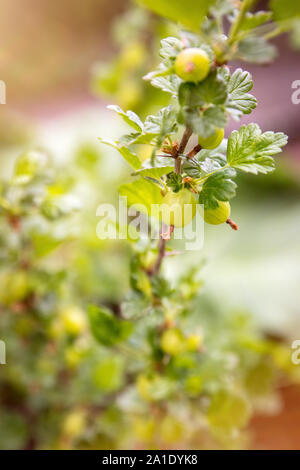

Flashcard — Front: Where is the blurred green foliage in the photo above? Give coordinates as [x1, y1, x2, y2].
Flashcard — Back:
[1, 133, 298, 450]
[91, 7, 175, 117]
[1, 0, 300, 451]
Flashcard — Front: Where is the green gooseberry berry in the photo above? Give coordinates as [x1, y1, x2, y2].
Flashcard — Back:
[204, 201, 230, 225]
[175, 48, 210, 82]
[198, 127, 224, 149]
[161, 188, 197, 228]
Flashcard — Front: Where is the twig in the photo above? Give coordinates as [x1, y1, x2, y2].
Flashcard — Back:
[187, 144, 202, 159]
[178, 126, 193, 155]
[228, 0, 254, 46]
[151, 127, 193, 276]
[175, 126, 193, 174]
[151, 237, 167, 276]
[175, 156, 182, 174]
[263, 26, 284, 41]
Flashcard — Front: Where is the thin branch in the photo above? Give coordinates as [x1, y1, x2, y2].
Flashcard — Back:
[178, 126, 193, 155]
[151, 237, 167, 276]
[263, 26, 284, 41]
[187, 144, 202, 159]
[175, 126, 193, 174]
[175, 157, 182, 174]
[150, 127, 193, 277]
[228, 0, 254, 46]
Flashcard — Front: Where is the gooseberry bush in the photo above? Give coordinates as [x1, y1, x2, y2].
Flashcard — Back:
[96, 0, 300, 449]
[1, 0, 300, 451]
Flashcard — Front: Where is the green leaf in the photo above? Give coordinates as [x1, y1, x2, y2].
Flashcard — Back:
[144, 106, 178, 156]
[240, 11, 273, 32]
[183, 152, 223, 178]
[98, 138, 141, 170]
[198, 168, 237, 209]
[179, 32, 214, 57]
[179, 71, 228, 108]
[118, 132, 156, 146]
[130, 255, 152, 297]
[144, 105, 178, 136]
[209, 0, 235, 17]
[181, 106, 227, 138]
[270, 0, 300, 22]
[227, 123, 288, 174]
[236, 37, 277, 64]
[151, 75, 181, 96]
[220, 67, 257, 119]
[133, 166, 174, 179]
[88, 304, 133, 346]
[119, 178, 163, 217]
[166, 172, 183, 192]
[41, 194, 81, 220]
[159, 37, 183, 59]
[143, 64, 173, 81]
[121, 291, 151, 320]
[107, 105, 144, 131]
[137, 0, 215, 32]
[14, 150, 47, 184]
[144, 37, 182, 91]
[150, 275, 173, 298]
[117, 107, 178, 149]
[178, 72, 227, 137]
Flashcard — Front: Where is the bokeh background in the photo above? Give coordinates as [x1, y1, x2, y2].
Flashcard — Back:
[0, 0, 300, 450]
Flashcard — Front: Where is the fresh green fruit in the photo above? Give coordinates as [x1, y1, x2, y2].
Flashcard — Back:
[92, 356, 124, 392]
[48, 318, 64, 339]
[61, 306, 87, 336]
[161, 188, 197, 228]
[175, 48, 210, 82]
[204, 201, 230, 225]
[161, 328, 186, 356]
[141, 250, 157, 271]
[65, 344, 86, 368]
[198, 127, 224, 149]
[62, 410, 86, 438]
[137, 375, 153, 401]
[0, 271, 29, 306]
[185, 375, 203, 396]
[186, 333, 202, 351]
